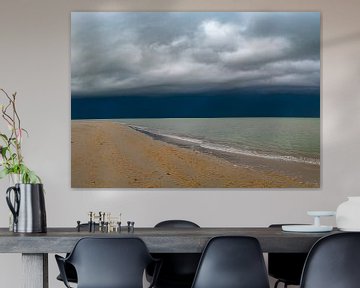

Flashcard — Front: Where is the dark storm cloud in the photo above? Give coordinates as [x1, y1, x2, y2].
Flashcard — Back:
[244, 12, 320, 61]
[71, 12, 320, 96]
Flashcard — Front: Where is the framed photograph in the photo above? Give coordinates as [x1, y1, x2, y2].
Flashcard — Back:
[71, 12, 320, 188]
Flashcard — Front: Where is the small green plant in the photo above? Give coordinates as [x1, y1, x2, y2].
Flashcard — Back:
[0, 88, 41, 184]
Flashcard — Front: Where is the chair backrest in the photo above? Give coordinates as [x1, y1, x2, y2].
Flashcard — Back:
[300, 232, 360, 288]
[155, 220, 200, 228]
[191, 236, 270, 288]
[67, 237, 154, 288]
[151, 220, 201, 286]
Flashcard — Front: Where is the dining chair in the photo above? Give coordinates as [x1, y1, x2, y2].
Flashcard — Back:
[300, 232, 360, 288]
[191, 236, 270, 288]
[56, 223, 99, 284]
[146, 220, 201, 288]
[55, 237, 161, 288]
[268, 224, 308, 288]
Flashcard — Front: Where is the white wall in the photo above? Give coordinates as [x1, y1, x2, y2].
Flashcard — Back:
[0, 0, 360, 287]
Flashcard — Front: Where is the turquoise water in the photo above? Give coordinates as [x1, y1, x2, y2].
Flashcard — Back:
[117, 118, 320, 165]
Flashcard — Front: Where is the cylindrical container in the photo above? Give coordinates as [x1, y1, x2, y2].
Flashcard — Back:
[336, 197, 360, 231]
[6, 183, 47, 233]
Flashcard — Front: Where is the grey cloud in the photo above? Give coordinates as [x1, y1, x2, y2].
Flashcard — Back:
[71, 12, 320, 96]
[245, 12, 320, 60]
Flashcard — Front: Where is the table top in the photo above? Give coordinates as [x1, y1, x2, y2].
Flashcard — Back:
[0, 227, 339, 254]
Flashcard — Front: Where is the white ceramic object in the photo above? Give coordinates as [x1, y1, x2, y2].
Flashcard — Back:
[282, 210, 335, 233]
[282, 225, 333, 232]
[307, 211, 336, 227]
[307, 211, 336, 217]
[336, 197, 360, 231]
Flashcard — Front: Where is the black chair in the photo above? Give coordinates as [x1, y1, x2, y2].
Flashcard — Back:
[147, 220, 201, 288]
[191, 236, 270, 288]
[56, 223, 99, 284]
[268, 224, 308, 288]
[154, 220, 200, 229]
[56, 262, 77, 284]
[55, 237, 160, 288]
[300, 232, 360, 288]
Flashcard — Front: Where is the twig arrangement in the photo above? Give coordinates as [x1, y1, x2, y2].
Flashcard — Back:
[0, 88, 41, 183]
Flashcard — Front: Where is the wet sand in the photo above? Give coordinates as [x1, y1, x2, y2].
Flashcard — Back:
[71, 121, 319, 188]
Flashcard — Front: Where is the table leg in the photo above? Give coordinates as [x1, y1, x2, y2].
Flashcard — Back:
[22, 253, 48, 288]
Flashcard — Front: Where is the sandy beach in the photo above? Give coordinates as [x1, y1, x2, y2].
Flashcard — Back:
[71, 121, 318, 188]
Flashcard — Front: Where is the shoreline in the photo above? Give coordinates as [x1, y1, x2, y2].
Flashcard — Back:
[129, 124, 319, 166]
[129, 125, 320, 186]
[71, 120, 319, 188]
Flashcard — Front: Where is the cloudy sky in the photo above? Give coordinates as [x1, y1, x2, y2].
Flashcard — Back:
[71, 12, 320, 97]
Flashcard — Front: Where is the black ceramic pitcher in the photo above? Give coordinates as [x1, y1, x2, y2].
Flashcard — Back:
[6, 183, 47, 233]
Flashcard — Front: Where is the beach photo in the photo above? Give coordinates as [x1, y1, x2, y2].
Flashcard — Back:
[71, 12, 320, 188]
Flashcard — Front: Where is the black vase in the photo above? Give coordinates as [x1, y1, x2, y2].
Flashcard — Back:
[6, 183, 47, 233]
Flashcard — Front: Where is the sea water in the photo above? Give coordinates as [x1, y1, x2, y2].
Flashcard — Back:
[117, 118, 320, 165]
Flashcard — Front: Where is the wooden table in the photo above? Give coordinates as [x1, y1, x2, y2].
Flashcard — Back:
[0, 227, 338, 288]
